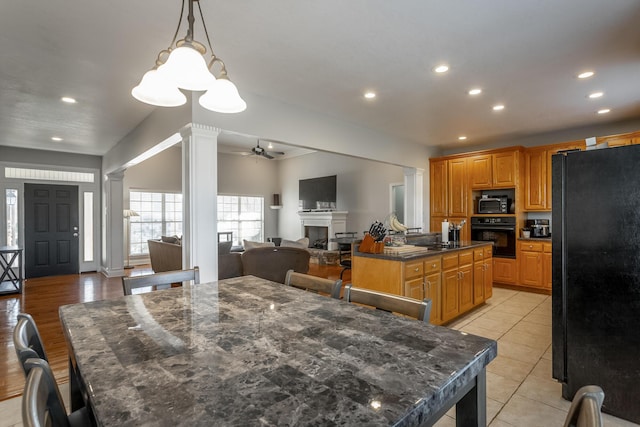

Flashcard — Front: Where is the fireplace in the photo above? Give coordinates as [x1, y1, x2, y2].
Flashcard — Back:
[305, 226, 329, 249]
[298, 211, 348, 251]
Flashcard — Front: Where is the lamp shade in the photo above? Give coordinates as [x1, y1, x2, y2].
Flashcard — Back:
[131, 69, 187, 107]
[198, 78, 247, 113]
[158, 46, 216, 91]
[123, 209, 140, 218]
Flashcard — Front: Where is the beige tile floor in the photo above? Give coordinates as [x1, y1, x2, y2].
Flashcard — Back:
[2, 288, 638, 427]
[436, 287, 639, 427]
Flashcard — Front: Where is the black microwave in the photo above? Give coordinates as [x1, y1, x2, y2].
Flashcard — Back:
[478, 196, 509, 214]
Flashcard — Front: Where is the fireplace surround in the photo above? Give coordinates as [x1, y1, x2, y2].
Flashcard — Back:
[298, 211, 348, 250]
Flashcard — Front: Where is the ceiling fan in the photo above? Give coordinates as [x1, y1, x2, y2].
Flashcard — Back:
[237, 140, 284, 159]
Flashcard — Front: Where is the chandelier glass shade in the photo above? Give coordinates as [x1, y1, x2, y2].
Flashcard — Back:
[131, 0, 246, 113]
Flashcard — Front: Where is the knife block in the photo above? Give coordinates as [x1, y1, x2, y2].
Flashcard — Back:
[359, 234, 385, 253]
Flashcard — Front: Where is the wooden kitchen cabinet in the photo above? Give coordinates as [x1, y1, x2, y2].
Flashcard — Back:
[493, 150, 518, 187]
[430, 159, 448, 217]
[525, 140, 586, 211]
[459, 254, 474, 313]
[483, 247, 493, 299]
[524, 148, 547, 210]
[469, 150, 518, 189]
[441, 250, 474, 322]
[401, 258, 441, 324]
[493, 257, 517, 284]
[448, 158, 468, 217]
[596, 131, 640, 148]
[518, 241, 545, 288]
[543, 243, 552, 289]
[473, 247, 492, 304]
[469, 155, 492, 188]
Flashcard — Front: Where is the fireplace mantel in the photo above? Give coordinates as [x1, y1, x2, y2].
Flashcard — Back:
[298, 211, 348, 250]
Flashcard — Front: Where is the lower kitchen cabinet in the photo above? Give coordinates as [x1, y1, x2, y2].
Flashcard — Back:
[473, 247, 493, 303]
[542, 243, 552, 289]
[493, 257, 517, 284]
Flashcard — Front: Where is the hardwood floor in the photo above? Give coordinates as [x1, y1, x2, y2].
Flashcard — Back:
[0, 263, 348, 402]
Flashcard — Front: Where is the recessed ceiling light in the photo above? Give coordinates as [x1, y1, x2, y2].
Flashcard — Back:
[468, 88, 482, 96]
[267, 143, 273, 149]
[458, 136, 467, 141]
[492, 104, 505, 111]
[434, 64, 449, 73]
[597, 109, 611, 114]
[51, 136, 63, 141]
[364, 91, 376, 99]
[61, 97, 77, 104]
[578, 71, 595, 79]
[588, 92, 604, 99]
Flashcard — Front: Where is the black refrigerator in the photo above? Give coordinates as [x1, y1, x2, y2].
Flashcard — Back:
[552, 144, 640, 424]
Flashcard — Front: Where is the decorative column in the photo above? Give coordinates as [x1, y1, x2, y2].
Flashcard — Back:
[102, 171, 125, 277]
[181, 124, 219, 283]
[404, 167, 425, 231]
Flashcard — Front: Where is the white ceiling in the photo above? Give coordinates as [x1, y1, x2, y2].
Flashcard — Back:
[1, 1, 639, 157]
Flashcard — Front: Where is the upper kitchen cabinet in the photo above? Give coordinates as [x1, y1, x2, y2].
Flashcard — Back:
[524, 140, 585, 211]
[429, 157, 468, 217]
[430, 158, 448, 216]
[469, 150, 519, 189]
[596, 131, 640, 148]
[448, 158, 468, 217]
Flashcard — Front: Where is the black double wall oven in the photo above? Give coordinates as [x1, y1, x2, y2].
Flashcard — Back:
[470, 216, 516, 258]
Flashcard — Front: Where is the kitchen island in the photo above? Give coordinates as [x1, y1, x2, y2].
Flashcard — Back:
[352, 241, 493, 324]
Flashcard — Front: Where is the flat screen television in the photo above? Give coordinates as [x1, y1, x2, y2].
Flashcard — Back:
[298, 175, 337, 211]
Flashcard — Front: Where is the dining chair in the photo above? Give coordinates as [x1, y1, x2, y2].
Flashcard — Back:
[22, 358, 92, 427]
[335, 232, 357, 280]
[13, 313, 47, 376]
[563, 385, 604, 427]
[344, 284, 432, 323]
[122, 267, 200, 296]
[284, 269, 342, 299]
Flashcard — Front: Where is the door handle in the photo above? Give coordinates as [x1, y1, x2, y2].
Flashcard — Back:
[73, 233, 79, 237]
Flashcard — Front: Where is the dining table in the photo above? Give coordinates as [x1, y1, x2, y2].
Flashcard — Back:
[59, 275, 497, 426]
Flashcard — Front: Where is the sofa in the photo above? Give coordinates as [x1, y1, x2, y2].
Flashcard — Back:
[147, 239, 309, 282]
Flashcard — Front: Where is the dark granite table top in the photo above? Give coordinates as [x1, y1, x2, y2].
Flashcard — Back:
[354, 241, 493, 261]
[59, 276, 497, 426]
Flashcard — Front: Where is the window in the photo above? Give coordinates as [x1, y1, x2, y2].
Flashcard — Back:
[217, 195, 264, 245]
[129, 191, 183, 256]
[6, 189, 18, 246]
[83, 192, 94, 262]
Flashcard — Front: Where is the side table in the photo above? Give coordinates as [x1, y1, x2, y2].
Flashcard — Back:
[0, 246, 23, 294]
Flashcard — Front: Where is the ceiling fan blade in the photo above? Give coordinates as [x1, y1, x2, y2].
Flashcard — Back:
[262, 152, 274, 159]
[266, 151, 285, 156]
[232, 150, 254, 156]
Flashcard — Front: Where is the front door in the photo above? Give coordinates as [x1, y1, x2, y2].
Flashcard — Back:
[24, 184, 79, 278]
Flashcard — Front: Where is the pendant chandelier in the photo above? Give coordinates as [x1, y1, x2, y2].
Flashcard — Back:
[131, 0, 246, 113]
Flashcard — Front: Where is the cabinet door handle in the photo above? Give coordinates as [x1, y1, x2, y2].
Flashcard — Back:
[529, 245, 533, 249]
[422, 281, 426, 297]
[415, 267, 420, 272]
[432, 263, 437, 269]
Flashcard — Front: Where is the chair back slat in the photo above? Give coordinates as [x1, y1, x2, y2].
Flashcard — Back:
[122, 267, 200, 296]
[13, 313, 47, 376]
[285, 270, 342, 299]
[344, 284, 432, 323]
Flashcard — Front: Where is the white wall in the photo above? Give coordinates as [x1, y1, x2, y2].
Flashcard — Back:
[217, 152, 280, 240]
[123, 146, 183, 209]
[277, 151, 408, 240]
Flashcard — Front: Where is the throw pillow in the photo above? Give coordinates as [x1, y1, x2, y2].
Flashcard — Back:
[218, 241, 233, 255]
[280, 237, 310, 249]
[243, 239, 276, 250]
[161, 235, 179, 244]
